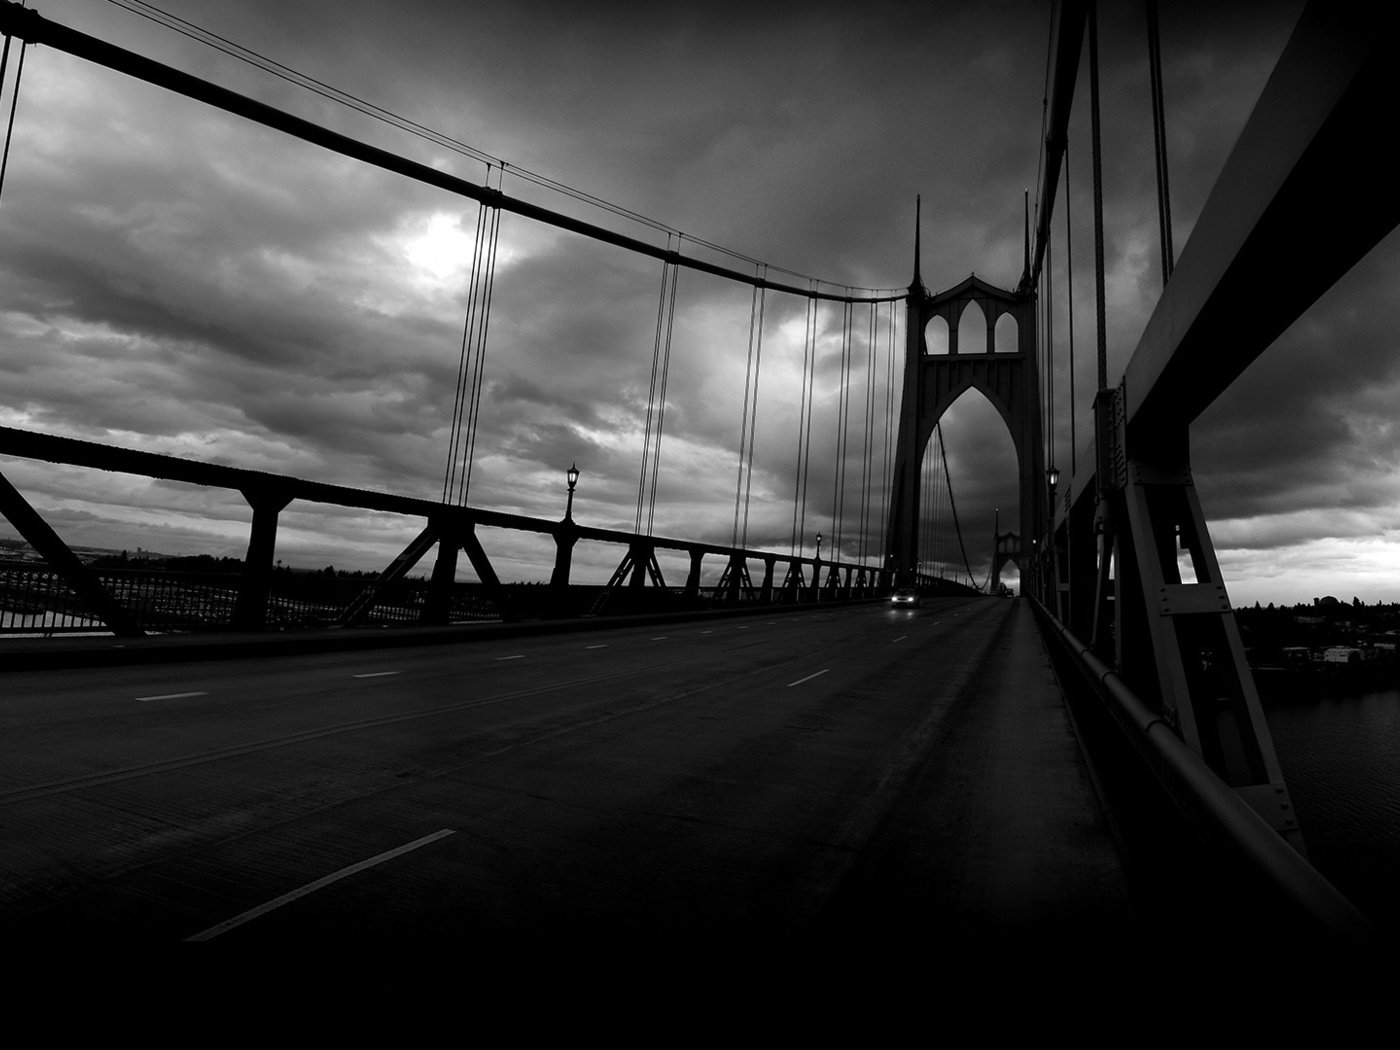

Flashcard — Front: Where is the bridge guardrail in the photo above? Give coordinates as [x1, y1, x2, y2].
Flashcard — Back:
[1031, 597, 1376, 945]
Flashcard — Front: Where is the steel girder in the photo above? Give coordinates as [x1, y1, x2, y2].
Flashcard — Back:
[1047, 2, 1400, 853]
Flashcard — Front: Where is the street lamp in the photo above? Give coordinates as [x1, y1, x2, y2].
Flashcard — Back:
[815, 531, 823, 563]
[565, 462, 580, 521]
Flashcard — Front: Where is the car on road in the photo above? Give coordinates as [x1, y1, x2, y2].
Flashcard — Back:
[890, 588, 920, 608]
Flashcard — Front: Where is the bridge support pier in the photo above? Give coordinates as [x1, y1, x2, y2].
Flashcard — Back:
[683, 549, 703, 601]
[234, 485, 293, 631]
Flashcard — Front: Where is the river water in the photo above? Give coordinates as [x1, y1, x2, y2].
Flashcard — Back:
[1262, 681, 1400, 932]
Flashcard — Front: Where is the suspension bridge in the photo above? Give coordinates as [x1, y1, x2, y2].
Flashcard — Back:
[0, 0, 1392, 948]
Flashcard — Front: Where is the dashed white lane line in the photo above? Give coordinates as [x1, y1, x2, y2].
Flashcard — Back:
[892, 635, 907, 643]
[185, 829, 456, 942]
[494, 655, 525, 661]
[352, 671, 401, 678]
[700, 631, 713, 635]
[651, 636, 668, 641]
[585, 644, 608, 650]
[786, 669, 830, 688]
[135, 691, 207, 703]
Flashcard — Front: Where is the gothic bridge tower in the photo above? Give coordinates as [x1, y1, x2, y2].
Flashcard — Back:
[885, 239, 1043, 591]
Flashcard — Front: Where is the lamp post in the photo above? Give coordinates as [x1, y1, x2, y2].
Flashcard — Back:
[551, 463, 582, 606]
[814, 531, 823, 601]
[565, 462, 580, 521]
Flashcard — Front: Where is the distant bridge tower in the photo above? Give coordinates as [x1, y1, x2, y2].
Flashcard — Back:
[990, 509, 1021, 594]
[886, 218, 1043, 593]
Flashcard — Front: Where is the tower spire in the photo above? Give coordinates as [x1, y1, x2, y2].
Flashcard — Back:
[1023, 189, 1031, 286]
[910, 195, 924, 295]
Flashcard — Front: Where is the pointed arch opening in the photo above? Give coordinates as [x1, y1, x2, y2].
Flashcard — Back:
[924, 314, 950, 355]
[922, 386, 1020, 591]
[956, 300, 988, 356]
[994, 312, 1018, 354]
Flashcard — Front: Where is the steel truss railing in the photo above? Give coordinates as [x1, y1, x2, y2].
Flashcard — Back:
[1032, 598, 1375, 943]
[0, 425, 893, 637]
[1021, 0, 1400, 932]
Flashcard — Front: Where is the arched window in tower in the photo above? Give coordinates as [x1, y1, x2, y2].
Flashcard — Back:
[925, 314, 949, 355]
[995, 312, 1018, 354]
[957, 300, 988, 355]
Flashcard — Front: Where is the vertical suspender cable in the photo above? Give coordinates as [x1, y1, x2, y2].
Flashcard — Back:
[790, 292, 819, 557]
[733, 269, 766, 549]
[739, 283, 765, 549]
[940, 422, 981, 590]
[830, 298, 854, 561]
[459, 201, 502, 505]
[0, 30, 25, 203]
[644, 253, 677, 534]
[1146, 0, 1174, 285]
[858, 300, 877, 563]
[880, 301, 897, 568]
[920, 430, 932, 580]
[1046, 222, 1054, 473]
[442, 188, 491, 504]
[1089, 0, 1108, 394]
[1066, 143, 1077, 475]
[636, 241, 677, 534]
[646, 247, 680, 536]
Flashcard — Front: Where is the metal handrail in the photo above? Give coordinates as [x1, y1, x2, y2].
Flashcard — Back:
[1031, 598, 1376, 944]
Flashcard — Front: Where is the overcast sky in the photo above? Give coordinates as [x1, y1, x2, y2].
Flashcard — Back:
[2, 0, 1395, 606]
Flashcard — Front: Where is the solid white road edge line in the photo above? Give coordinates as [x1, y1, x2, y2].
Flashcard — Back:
[185, 829, 456, 942]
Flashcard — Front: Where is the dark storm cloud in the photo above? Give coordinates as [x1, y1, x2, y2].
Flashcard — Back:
[1, 1, 1393, 600]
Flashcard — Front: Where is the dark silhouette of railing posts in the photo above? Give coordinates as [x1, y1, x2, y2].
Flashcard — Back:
[232, 485, 292, 631]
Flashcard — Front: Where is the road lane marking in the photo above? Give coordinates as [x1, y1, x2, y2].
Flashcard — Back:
[135, 691, 207, 703]
[585, 644, 608, 649]
[651, 636, 668, 641]
[786, 669, 829, 688]
[494, 655, 525, 661]
[352, 671, 401, 678]
[185, 829, 456, 942]
[892, 635, 907, 643]
[700, 631, 713, 635]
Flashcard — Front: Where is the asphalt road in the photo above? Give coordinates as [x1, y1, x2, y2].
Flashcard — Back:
[0, 597, 1132, 947]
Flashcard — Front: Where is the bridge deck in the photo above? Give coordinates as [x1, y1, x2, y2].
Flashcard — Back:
[0, 598, 1134, 950]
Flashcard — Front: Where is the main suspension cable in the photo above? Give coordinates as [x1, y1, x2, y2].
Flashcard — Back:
[939, 422, 984, 591]
[102, 0, 905, 301]
[1089, 1, 1108, 393]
